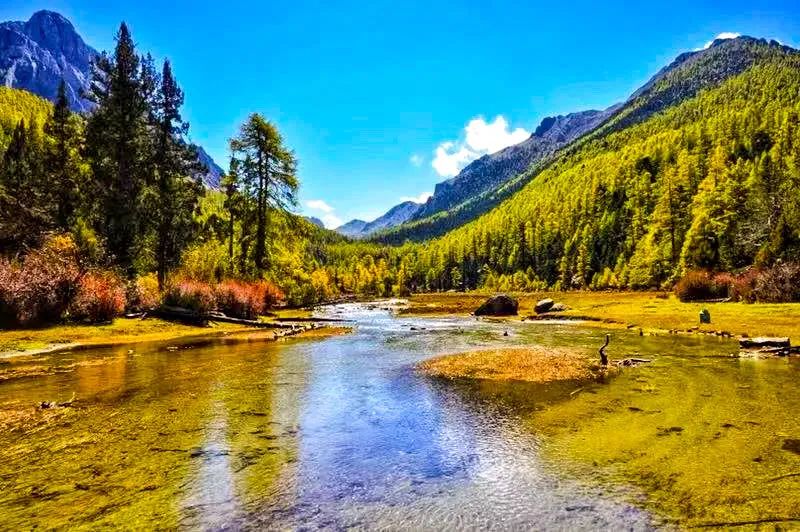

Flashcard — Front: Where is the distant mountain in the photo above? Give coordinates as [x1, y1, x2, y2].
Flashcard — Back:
[194, 145, 224, 189]
[336, 219, 368, 238]
[0, 10, 97, 112]
[362, 201, 421, 235]
[595, 36, 795, 136]
[305, 216, 325, 228]
[413, 107, 618, 220]
[378, 35, 795, 245]
[0, 10, 225, 189]
[336, 201, 421, 239]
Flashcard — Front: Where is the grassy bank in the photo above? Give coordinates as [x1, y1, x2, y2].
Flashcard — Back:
[419, 346, 604, 384]
[0, 309, 315, 357]
[405, 291, 800, 340]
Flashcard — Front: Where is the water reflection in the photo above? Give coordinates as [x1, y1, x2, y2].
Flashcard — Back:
[3, 302, 775, 529]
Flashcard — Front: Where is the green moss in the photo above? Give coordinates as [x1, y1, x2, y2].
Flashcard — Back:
[0, 342, 301, 528]
[532, 355, 800, 526]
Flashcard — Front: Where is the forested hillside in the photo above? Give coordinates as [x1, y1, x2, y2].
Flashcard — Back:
[0, 87, 52, 145]
[377, 37, 797, 245]
[322, 52, 800, 296]
[4, 25, 800, 317]
[0, 22, 347, 328]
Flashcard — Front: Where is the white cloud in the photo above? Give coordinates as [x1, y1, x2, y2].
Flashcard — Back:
[432, 142, 475, 177]
[464, 116, 530, 154]
[320, 213, 343, 229]
[400, 191, 432, 204]
[431, 116, 530, 177]
[305, 199, 342, 228]
[305, 199, 334, 213]
[702, 32, 740, 50]
[409, 154, 423, 167]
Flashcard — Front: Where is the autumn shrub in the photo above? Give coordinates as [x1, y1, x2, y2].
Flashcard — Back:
[68, 271, 126, 323]
[0, 235, 81, 327]
[751, 262, 800, 303]
[215, 281, 265, 319]
[128, 273, 161, 310]
[257, 280, 285, 309]
[163, 280, 217, 314]
[674, 270, 730, 302]
[728, 268, 760, 302]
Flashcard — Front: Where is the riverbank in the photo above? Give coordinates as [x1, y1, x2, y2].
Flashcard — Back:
[0, 308, 337, 358]
[404, 291, 800, 340]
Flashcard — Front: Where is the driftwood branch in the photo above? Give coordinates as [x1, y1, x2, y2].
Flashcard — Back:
[151, 306, 295, 329]
[599, 334, 610, 366]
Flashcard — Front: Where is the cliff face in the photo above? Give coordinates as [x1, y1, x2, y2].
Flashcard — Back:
[413, 108, 616, 220]
[0, 10, 97, 112]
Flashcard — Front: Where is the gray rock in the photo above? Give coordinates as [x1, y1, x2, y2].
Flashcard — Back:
[549, 303, 568, 312]
[474, 294, 518, 316]
[0, 10, 97, 112]
[534, 298, 555, 314]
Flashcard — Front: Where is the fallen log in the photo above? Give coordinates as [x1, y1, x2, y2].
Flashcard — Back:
[739, 337, 791, 349]
[205, 312, 294, 329]
[273, 317, 351, 323]
[152, 306, 295, 329]
[150, 306, 208, 326]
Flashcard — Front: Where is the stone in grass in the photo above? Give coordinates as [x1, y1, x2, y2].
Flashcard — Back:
[474, 294, 519, 317]
[534, 298, 555, 314]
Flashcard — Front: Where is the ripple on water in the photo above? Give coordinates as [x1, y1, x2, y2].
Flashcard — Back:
[0, 302, 668, 529]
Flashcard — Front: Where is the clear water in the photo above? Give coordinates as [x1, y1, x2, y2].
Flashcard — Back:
[1, 302, 796, 529]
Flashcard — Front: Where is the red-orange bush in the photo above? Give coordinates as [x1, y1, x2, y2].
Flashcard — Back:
[68, 271, 126, 323]
[258, 280, 285, 309]
[0, 236, 81, 327]
[728, 268, 760, 302]
[674, 270, 730, 302]
[163, 280, 216, 314]
[215, 281, 265, 319]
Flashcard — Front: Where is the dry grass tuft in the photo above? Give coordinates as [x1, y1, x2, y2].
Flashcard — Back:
[419, 346, 600, 383]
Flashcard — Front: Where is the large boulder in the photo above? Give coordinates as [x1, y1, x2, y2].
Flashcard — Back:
[534, 298, 555, 314]
[474, 294, 519, 316]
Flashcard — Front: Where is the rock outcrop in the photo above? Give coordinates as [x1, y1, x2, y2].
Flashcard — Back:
[474, 294, 518, 316]
[0, 10, 97, 112]
[534, 298, 554, 314]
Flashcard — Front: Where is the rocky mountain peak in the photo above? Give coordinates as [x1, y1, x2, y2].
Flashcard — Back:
[23, 10, 93, 71]
[0, 10, 226, 189]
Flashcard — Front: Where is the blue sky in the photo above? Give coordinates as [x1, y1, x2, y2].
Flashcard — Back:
[3, 1, 800, 226]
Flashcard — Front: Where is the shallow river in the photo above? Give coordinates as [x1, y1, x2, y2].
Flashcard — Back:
[1, 302, 799, 529]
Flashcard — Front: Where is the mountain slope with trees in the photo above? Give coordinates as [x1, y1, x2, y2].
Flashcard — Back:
[0, 20, 346, 328]
[378, 36, 796, 245]
[320, 40, 800, 298]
